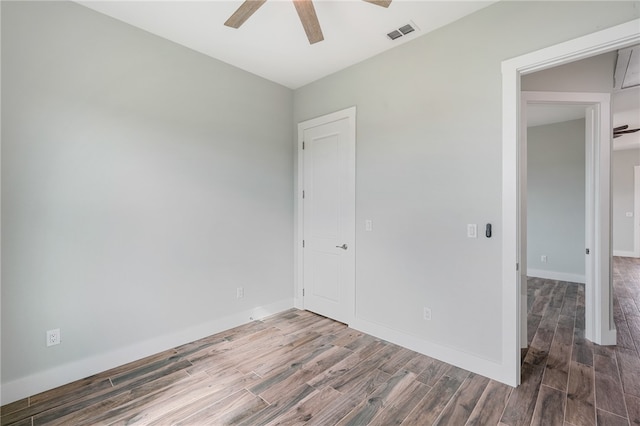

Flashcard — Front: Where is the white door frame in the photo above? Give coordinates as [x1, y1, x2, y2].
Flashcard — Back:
[502, 19, 639, 386]
[613, 164, 640, 258]
[634, 166, 640, 258]
[521, 91, 611, 350]
[294, 106, 356, 324]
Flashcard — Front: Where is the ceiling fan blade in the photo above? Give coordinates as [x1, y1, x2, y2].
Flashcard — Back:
[362, 0, 392, 8]
[224, 0, 267, 29]
[613, 124, 629, 132]
[293, 0, 324, 44]
[614, 128, 640, 135]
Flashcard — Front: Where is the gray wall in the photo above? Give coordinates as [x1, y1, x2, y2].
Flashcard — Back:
[613, 148, 640, 253]
[521, 51, 617, 92]
[520, 48, 618, 280]
[2, 0, 639, 402]
[1, 1, 293, 387]
[293, 2, 638, 363]
[527, 120, 586, 278]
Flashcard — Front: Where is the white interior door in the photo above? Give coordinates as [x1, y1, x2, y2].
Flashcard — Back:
[300, 108, 355, 325]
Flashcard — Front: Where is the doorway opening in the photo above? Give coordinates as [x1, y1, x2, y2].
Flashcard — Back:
[520, 92, 611, 352]
[501, 19, 640, 386]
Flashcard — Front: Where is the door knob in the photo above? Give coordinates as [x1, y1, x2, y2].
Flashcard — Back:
[336, 243, 348, 250]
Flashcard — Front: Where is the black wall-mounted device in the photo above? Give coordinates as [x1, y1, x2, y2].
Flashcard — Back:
[485, 223, 492, 238]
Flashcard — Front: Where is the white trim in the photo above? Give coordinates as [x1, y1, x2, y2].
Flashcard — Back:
[0, 298, 293, 405]
[294, 124, 304, 309]
[527, 269, 586, 284]
[502, 18, 639, 386]
[502, 55, 521, 387]
[585, 104, 596, 338]
[613, 250, 639, 258]
[519, 94, 528, 350]
[351, 318, 512, 385]
[634, 166, 640, 257]
[295, 107, 357, 325]
[0, 2, 3, 409]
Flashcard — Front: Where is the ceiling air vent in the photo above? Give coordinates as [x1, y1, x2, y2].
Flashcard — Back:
[399, 24, 414, 35]
[387, 22, 419, 41]
[387, 30, 402, 40]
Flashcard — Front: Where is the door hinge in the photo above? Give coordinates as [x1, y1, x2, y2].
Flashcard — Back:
[516, 263, 519, 271]
[302, 288, 305, 296]
[302, 240, 305, 248]
[302, 141, 305, 150]
[302, 190, 305, 199]
[586, 248, 590, 255]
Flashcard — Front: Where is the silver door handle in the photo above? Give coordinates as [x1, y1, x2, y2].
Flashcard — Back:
[336, 244, 348, 250]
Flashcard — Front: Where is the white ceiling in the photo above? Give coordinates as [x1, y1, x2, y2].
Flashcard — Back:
[77, 0, 496, 89]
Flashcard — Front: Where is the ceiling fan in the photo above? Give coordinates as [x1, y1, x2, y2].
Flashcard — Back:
[614, 125, 640, 138]
[224, 0, 392, 45]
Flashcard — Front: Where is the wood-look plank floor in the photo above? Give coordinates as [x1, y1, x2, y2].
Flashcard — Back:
[2, 257, 640, 425]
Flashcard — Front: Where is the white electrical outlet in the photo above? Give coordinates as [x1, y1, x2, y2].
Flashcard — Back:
[236, 287, 244, 299]
[626, 212, 633, 217]
[467, 224, 477, 238]
[46, 329, 61, 347]
[423, 307, 432, 321]
[541, 255, 547, 263]
[365, 220, 373, 231]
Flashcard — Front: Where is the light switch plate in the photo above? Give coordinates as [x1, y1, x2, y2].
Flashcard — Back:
[467, 224, 477, 238]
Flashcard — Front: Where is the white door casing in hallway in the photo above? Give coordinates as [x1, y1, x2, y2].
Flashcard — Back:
[297, 107, 356, 325]
[520, 91, 613, 348]
[520, 93, 609, 351]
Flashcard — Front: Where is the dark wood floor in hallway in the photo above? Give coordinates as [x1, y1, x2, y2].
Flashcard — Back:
[2, 257, 640, 425]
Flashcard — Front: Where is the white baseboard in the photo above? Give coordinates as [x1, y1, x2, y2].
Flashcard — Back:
[613, 250, 639, 258]
[350, 317, 513, 387]
[1, 298, 294, 405]
[527, 269, 585, 284]
[599, 326, 617, 346]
